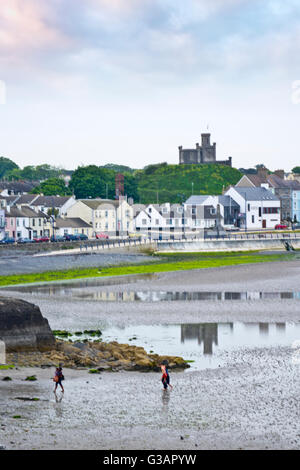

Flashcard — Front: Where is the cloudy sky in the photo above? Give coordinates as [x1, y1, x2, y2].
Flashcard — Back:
[0, 0, 300, 171]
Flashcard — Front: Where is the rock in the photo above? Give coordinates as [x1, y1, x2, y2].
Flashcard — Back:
[134, 357, 154, 369]
[0, 296, 55, 352]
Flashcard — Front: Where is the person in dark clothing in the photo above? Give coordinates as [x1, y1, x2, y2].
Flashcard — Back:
[53, 366, 64, 393]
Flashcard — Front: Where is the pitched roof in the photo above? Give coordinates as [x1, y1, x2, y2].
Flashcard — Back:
[15, 194, 39, 204]
[267, 174, 300, 189]
[185, 195, 209, 205]
[31, 196, 72, 207]
[216, 195, 239, 207]
[243, 174, 266, 186]
[239, 173, 300, 190]
[0, 195, 19, 204]
[0, 181, 39, 193]
[81, 199, 119, 209]
[55, 217, 92, 228]
[233, 187, 279, 201]
[5, 206, 49, 218]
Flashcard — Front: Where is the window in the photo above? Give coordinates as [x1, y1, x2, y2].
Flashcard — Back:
[155, 219, 159, 225]
[167, 219, 173, 225]
[148, 208, 152, 213]
[142, 219, 147, 225]
[105, 211, 108, 217]
[252, 215, 254, 223]
[39, 219, 41, 226]
[32, 219, 35, 226]
[247, 204, 250, 212]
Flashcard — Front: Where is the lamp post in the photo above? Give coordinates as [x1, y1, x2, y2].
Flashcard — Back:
[244, 192, 247, 232]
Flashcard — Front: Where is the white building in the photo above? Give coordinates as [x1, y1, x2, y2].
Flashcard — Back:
[225, 187, 280, 229]
[133, 202, 217, 239]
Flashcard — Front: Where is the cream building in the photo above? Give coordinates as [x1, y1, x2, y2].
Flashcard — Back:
[66, 197, 134, 237]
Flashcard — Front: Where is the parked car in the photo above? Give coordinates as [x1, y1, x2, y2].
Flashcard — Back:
[64, 234, 80, 241]
[0, 237, 15, 244]
[77, 233, 88, 240]
[33, 236, 50, 243]
[50, 235, 66, 242]
[128, 232, 143, 240]
[275, 224, 288, 230]
[17, 237, 33, 244]
[96, 233, 109, 239]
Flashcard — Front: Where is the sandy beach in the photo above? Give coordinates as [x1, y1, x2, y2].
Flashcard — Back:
[1, 260, 300, 449]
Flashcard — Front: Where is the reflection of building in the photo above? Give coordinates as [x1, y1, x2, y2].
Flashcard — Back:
[181, 323, 218, 355]
[259, 323, 269, 335]
[275, 323, 286, 332]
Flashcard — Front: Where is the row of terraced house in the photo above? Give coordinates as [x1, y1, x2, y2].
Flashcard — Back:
[1, 168, 300, 241]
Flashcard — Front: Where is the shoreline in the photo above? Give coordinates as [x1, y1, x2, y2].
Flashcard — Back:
[0, 251, 295, 288]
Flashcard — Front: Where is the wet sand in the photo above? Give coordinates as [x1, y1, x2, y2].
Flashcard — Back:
[1, 345, 299, 450]
[1, 260, 300, 449]
[3, 260, 300, 328]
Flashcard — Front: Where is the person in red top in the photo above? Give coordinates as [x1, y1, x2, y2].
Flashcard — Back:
[161, 363, 173, 391]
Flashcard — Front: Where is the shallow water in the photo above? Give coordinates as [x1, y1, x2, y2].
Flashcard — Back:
[6, 277, 300, 302]
[100, 321, 300, 370]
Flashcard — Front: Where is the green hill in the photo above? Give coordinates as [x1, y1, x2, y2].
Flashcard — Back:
[134, 163, 242, 204]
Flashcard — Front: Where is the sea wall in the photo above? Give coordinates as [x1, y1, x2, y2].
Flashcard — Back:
[155, 238, 300, 252]
[0, 297, 55, 352]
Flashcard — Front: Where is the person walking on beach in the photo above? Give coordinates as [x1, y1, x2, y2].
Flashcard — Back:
[161, 362, 173, 391]
[53, 366, 64, 393]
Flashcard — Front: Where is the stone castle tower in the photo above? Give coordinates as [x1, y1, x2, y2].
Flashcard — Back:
[179, 133, 232, 167]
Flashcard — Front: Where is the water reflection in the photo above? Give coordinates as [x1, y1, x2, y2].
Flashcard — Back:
[181, 324, 219, 355]
[101, 321, 300, 370]
[8, 282, 300, 303]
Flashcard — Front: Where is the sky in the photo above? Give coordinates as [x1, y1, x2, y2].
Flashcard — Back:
[0, 0, 300, 171]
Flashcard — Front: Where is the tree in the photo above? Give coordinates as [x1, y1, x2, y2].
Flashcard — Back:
[31, 177, 71, 196]
[292, 166, 300, 174]
[69, 166, 116, 199]
[0, 156, 19, 179]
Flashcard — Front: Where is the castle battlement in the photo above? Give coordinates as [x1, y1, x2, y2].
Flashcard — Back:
[179, 133, 232, 167]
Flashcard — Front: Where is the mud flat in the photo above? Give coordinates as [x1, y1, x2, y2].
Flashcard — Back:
[3, 260, 300, 327]
[1, 345, 300, 450]
[1, 261, 300, 449]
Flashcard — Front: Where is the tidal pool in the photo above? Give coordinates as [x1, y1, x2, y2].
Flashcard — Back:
[6, 278, 300, 302]
[6, 278, 300, 371]
[63, 321, 300, 371]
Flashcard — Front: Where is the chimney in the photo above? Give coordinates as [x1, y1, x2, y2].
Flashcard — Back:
[257, 167, 268, 180]
[274, 169, 285, 180]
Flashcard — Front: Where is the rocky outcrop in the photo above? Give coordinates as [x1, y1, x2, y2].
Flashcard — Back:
[0, 296, 55, 352]
[6, 340, 190, 371]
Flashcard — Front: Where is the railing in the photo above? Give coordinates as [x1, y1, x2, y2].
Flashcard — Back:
[2, 232, 300, 252]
